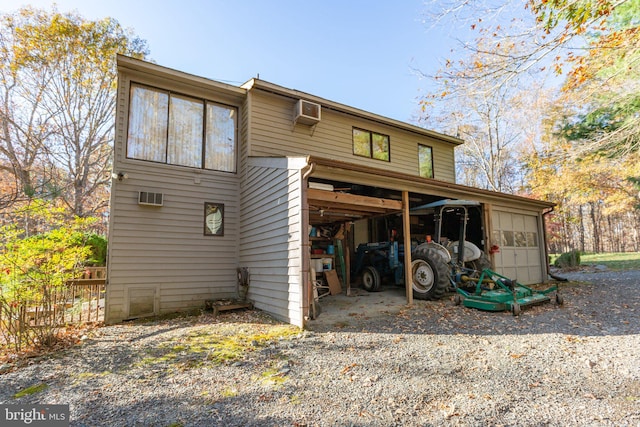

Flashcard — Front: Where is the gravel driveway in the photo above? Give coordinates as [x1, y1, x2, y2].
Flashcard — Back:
[1, 269, 639, 426]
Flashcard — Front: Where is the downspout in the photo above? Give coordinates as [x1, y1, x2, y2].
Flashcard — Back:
[302, 161, 316, 180]
[542, 206, 567, 281]
[301, 160, 316, 324]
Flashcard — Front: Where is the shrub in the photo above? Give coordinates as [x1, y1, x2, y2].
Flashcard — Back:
[554, 250, 581, 268]
[84, 234, 108, 266]
[0, 201, 99, 352]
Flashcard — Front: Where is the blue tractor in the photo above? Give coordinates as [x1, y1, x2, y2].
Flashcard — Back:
[352, 199, 561, 314]
[352, 239, 451, 300]
[352, 200, 489, 300]
[352, 241, 403, 292]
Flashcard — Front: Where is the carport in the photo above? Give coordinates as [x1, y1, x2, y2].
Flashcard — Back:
[300, 156, 554, 322]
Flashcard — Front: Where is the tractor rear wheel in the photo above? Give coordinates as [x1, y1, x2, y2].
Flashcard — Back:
[410, 246, 449, 300]
[467, 252, 491, 273]
[361, 266, 382, 292]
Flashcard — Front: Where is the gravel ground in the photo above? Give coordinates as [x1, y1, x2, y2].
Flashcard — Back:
[1, 268, 639, 426]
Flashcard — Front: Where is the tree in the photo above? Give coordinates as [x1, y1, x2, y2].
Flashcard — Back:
[419, 38, 551, 193]
[525, 126, 640, 252]
[421, 0, 638, 158]
[0, 6, 149, 219]
[420, 0, 640, 253]
[553, 0, 640, 158]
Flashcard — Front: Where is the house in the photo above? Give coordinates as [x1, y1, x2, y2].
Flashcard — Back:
[106, 55, 555, 327]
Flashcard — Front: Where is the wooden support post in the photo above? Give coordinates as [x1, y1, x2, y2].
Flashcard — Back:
[343, 229, 351, 296]
[484, 203, 495, 267]
[402, 191, 413, 305]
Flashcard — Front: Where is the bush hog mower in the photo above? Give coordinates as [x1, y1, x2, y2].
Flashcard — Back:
[453, 268, 563, 316]
[351, 199, 563, 314]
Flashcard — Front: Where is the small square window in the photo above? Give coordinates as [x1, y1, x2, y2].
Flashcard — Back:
[352, 128, 390, 161]
[372, 133, 389, 161]
[204, 202, 224, 236]
[503, 231, 515, 247]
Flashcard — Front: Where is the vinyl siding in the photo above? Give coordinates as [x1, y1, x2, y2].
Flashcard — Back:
[106, 66, 243, 323]
[109, 57, 552, 327]
[106, 163, 241, 322]
[247, 89, 457, 182]
[239, 157, 307, 327]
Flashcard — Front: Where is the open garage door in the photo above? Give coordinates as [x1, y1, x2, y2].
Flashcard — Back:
[491, 209, 545, 284]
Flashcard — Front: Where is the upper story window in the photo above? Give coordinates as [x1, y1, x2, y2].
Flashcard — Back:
[352, 128, 390, 161]
[126, 83, 237, 173]
[418, 144, 434, 178]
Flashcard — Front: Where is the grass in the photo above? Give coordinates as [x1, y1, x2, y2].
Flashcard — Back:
[551, 251, 640, 271]
[137, 323, 301, 369]
[580, 252, 640, 270]
[259, 367, 288, 387]
[14, 382, 48, 398]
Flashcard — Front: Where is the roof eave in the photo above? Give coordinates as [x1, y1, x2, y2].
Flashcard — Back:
[242, 78, 464, 146]
[307, 156, 556, 210]
[117, 54, 247, 102]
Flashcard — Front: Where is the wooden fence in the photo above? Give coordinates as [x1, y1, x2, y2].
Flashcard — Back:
[62, 267, 106, 323]
[1, 267, 106, 328]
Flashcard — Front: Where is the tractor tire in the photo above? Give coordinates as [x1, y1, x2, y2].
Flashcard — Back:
[410, 246, 449, 300]
[467, 252, 491, 273]
[361, 265, 382, 292]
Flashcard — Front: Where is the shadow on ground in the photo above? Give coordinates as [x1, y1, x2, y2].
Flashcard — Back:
[306, 270, 640, 337]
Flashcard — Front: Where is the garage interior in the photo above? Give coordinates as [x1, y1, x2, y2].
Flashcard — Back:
[306, 177, 488, 308]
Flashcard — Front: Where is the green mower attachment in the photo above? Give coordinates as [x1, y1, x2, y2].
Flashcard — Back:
[454, 268, 562, 316]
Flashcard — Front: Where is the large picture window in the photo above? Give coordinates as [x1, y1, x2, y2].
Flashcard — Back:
[352, 128, 390, 161]
[127, 83, 237, 172]
[418, 144, 434, 178]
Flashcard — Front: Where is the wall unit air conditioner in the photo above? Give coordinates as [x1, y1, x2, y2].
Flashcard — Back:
[138, 191, 163, 206]
[293, 99, 321, 125]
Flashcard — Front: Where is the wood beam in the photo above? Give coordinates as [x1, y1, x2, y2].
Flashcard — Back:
[402, 191, 413, 306]
[307, 188, 403, 211]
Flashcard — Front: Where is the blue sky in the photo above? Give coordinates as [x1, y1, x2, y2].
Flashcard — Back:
[0, 1, 463, 123]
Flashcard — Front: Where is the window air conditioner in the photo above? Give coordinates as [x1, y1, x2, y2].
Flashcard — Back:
[293, 99, 321, 125]
[138, 191, 163, 206]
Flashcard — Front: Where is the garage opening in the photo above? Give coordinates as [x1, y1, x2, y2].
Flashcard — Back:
[306, 178, 489, 306]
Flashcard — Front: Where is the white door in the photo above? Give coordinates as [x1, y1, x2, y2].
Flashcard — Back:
[491, 210, 544, 284]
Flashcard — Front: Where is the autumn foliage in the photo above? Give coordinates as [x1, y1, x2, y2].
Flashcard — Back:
[421, 0, 640, 253]
[0, 201, 104, 353]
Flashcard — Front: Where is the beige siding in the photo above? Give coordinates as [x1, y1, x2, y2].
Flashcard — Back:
[239, 94, 251, 174]
[247, 90, 457, 182]
[107, 66, 243, 323]
[109, 57, 552, 327]
[239, 157, 307, 327]
[106, 163, 241, 322]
